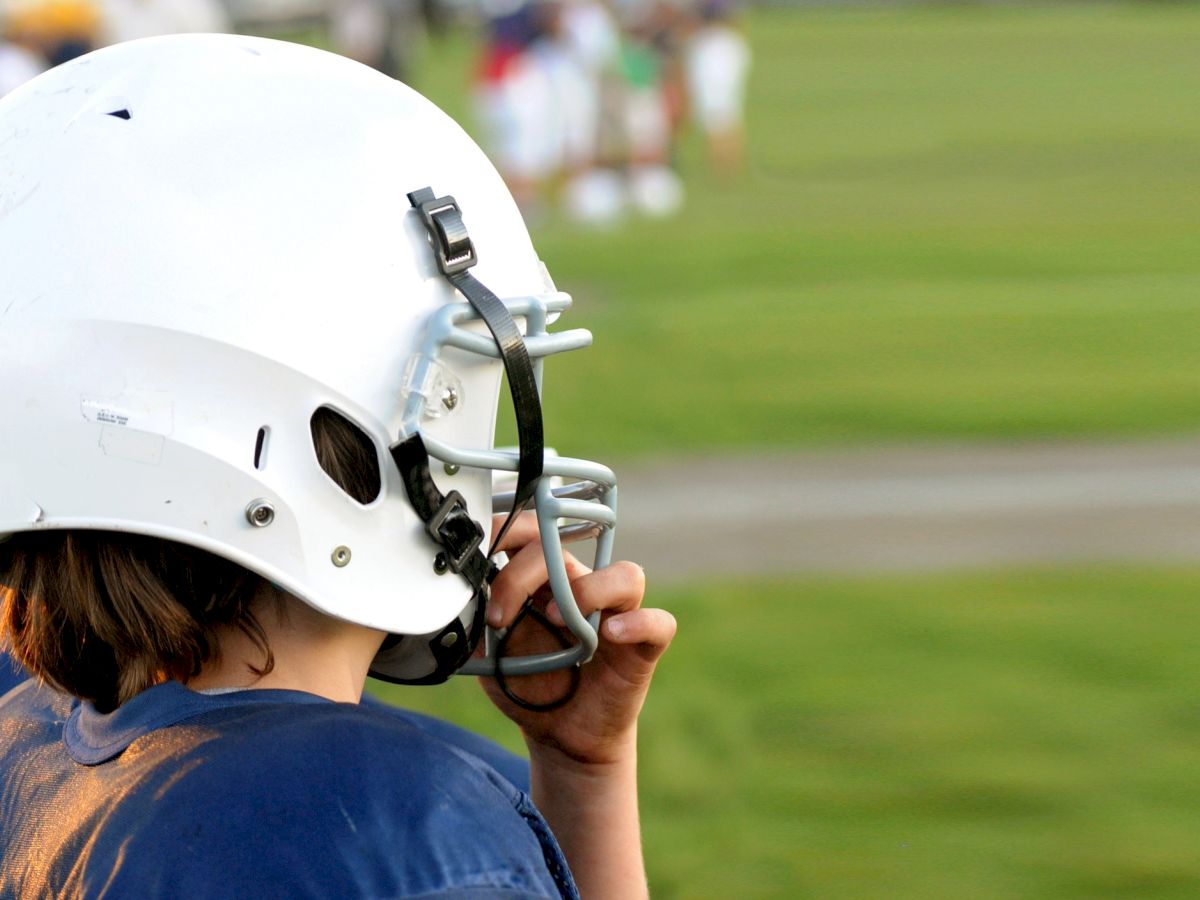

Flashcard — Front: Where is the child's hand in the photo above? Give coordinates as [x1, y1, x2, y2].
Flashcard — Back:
[481, 512, 671, 897]
[480, 513, 676, 768]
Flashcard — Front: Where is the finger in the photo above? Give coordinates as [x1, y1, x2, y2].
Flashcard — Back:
[488, 541, 590, 628]
[545, 561, 645, 625]
[602, 608, 676, 663]
[489, 510, 541, 554]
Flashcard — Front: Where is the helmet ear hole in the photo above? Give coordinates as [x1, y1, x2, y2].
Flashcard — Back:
[253, 427, 270, 470]
[310, 407, 383, 505]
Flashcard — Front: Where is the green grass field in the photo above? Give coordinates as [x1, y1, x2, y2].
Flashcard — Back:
[403, 3, 1200, 458]
[374, 568, 1200, 899]
[349, 7, 1200, 898]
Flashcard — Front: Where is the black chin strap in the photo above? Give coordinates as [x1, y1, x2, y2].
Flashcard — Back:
[408, 187, 545, 552]
[380, 187, 545, 685]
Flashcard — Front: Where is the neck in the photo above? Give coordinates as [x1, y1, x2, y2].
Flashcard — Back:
[186, 586, 385, 704]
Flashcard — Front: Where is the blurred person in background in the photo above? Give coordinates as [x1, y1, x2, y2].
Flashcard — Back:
[0, 30, 44, 97]
[535, 0, 611, 223]
[96, 0, 228, 45]
[683, 0, 749, 178]
[645, 0, 688, 164]
[473, 0, 692, 225]
[473, 0, 557, 214]
[612, 0, 683, 217]
[331, 0, 421, 82]
[551, 0, 627, 225]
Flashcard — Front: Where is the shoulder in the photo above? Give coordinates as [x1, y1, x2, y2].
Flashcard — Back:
[0, 689, 573, 899]
[0, 680, 69, 783]
[106, 700, 569, 898]
[362, 695, 531, 791]
[132, 698, 524, 830]
[180, 698, 523, 799]
[0, 676, 71, 745]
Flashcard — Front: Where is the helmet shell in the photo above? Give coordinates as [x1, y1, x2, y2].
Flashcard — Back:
[0, 35, 544, 635]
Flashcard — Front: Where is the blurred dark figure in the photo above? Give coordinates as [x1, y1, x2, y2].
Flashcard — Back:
[331, 0, 421, 82]
[418, 0, 448, 37]
[1, 0, 97, 69]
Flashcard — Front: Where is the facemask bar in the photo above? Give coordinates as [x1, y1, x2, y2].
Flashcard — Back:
[399, 291, 618, 676]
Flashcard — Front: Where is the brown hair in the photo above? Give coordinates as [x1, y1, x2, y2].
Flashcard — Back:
[0, 406, 382, 711]
[0, 533, 268, 712]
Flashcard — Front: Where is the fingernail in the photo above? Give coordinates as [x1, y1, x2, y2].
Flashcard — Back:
[547, 604, 565, 626]
[605, 617, 625, 639]
[487, 603, 504, 628]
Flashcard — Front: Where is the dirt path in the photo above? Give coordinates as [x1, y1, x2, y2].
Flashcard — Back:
[608, 436, 1200, 581]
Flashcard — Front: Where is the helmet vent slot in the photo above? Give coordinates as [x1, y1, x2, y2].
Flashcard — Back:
[106, 109, 132, 120]
[253, 426, 270, 470]
[310, 407, 382, 505]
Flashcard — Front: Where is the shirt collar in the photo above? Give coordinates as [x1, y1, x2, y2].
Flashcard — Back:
[65, 680, 331, 765]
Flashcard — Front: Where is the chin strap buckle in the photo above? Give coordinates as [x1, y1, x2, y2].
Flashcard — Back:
[426, 489, 484, 574]
[412, 192, 477, 276]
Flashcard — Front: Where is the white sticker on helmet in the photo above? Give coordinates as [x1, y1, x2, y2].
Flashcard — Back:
[80, 394, 174, 435]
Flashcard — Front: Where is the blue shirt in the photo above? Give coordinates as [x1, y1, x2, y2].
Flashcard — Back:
[0, 679, 578, 899]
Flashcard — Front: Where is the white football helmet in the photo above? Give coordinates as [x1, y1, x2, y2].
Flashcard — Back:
[0, 34, 616, 686]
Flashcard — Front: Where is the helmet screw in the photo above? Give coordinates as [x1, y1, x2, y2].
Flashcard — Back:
[439, 631, 459, 648]
[331, 545, 352, 567]
[443, 463, 460, 476]
[245, 500, 275, 528]
[433, 552, 449, 575]
[441, 386, 459, 411]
